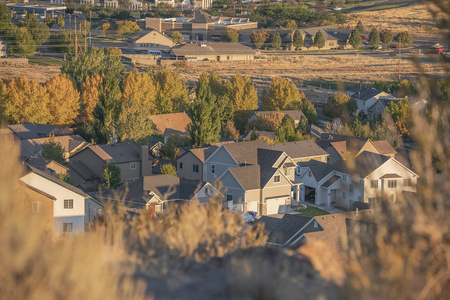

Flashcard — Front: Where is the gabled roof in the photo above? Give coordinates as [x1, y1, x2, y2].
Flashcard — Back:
[259, 214, 317, 246]
[299, 159, 335, 182]
[350, 86, 389, 101]
[127, 28, 176, 44]
[250, 110, 305, 120]
[322, 175, 341, 188]
[65, 160, 98, 180]
[318, 134, 370, 158]
[334, 151, 391, 178]
[24, 183, 57, 201]
[228, 165, 261, 190]
[304, 210, 375, 253]
[148, 112, 191, 137]
[372, 140, 397, 156]
[189, 146, 219, 163]
[19, 135, 88, 157]
[221, 140, 268, 165]
[171, 42, 255, 56]
[266, 140, 328, 160]
[143, 174, 206, 201]
[21, 156, 68, 173]
[24, 165, 90, 198]
[8, 123, 60, 140]
[87, 143, 141, 164]
[190, 9, 215, 23]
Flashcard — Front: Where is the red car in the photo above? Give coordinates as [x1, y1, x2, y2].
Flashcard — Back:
[361, 35, 368, 40]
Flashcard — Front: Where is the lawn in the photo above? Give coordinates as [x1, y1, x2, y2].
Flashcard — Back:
[295, 205, 330, 217]
[27, 56, 64, 67]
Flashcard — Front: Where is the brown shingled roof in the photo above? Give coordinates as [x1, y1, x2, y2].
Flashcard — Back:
[148, 113, 191, 137]
[372, 140, 397, 156]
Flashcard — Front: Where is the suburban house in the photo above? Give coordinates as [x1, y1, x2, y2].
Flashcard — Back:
[170, 42, 255, 62]
[7, 122, 72, 141]
[127, 28, 177, 50]
[97, 174, 223, 215]
[69, 143, 153, 183]
[20, 165, 103, 236]
[24, 183, 56, 234]
[146, 10, 257, 42]
[259, 214, 320, 248]
[366, 98, 403, 120]
[22, 157, 69, 177]
[247, 110, 306, 127]
[346, 85, 395, 114]
[19, 135, 89, 160]
[297, 151, 418, 209]
[64, 160, 101, 192]
[264, 140, 329, 165]
[148, 112, 192, 142]
[176, 145, 219, 181]
[215, 148, 300, 215]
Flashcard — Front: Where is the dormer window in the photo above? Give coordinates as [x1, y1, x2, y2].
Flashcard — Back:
[274, 175, 281, 183]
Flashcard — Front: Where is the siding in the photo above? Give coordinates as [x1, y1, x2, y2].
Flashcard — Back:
[177, 152, 203, 181]
[205, 147, 238, 183]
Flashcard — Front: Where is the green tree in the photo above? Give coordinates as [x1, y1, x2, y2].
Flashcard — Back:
[199, 71, 227, 97]
[8, 27, 36, 57]
[250, 29, 270, 49]
[99, 23, 110, 37]
[261, 77, 304, 111]
[160, 164, 177, 176]
[188, 82, 221, 147]
[116, 96, 155, 142]
[368, 27, 380, 48]
[169, 31, 184, 43]
[65, 0, 75, 15]
[293, 30, 304, 50]
[61, 48, 126, 90]
[45, 16, 55, 28]
[371, 120, 402, 149]
[226, 74, 258, 111]
[24, 13, 50, 45]
[313, 30, 326, 50]
[394, 31, 413, 47]
[49, 29, 77, 55]
[324, 93, 357, 119]
[222, 120, 240, 140]
[116, 20, 140, 39]
[271, 32, 282, 50]
[0, 4, 11, 33]
[162, 135, 192, 160]
[349, 28, 362, 49]
[57, 173, 74, 185]
[45, 74, 80, 126]
[380, 28, 394, 45]
[41, 136, 65, 164]
[355, 20, 364, 33]
[250, 130, 259, 140]
[152, 68, 189, 113]
[102, 162, 122, 189]
[299, 99, 318, 125]
[296, 116, 310, 136]
[285, 19, 297, 30]
[386, 99, 411, 136]
[56, 14, 65, 28]
[223, 28, 239, 43]
[276, 115, 303, 143]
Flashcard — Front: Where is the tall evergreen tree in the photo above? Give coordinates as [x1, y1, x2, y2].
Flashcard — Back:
[188, 83, 221, 147]
[293, 30, 304, 50]
[355, 20, 365, 33]
[313, 30, 325, 50]
[349, 28, 362, 49]
[368, 27, 381, 48]
[23, 13, 49, 45]
[151, 68, 189, 113]
[271, 32, 282, 50]
[379, 28, 394, 45]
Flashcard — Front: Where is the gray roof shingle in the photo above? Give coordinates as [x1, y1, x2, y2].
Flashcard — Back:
[260, 214, 314, 246]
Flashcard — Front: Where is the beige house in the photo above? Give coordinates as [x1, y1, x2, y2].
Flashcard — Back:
[24, 184, 56, 234]
[19, 135, 88, 160]
[147, 10, 257, 42]
[170, 42, 255, 62]
[69, 143, 153, 184]
[176, 145, 218, 181]
[128, 29, 177, 50]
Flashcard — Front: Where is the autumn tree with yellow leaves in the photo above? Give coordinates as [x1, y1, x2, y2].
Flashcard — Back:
[121, 70, 156, 113]
[226, 74, 258, 111]
[80, 73, 103, 121]
[45, 75, 80, 126]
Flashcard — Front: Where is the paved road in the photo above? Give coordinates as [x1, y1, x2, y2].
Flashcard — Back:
[338, 0, 417, 13]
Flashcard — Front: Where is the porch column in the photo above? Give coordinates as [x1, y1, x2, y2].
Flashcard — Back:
[296, 184, 300, 202]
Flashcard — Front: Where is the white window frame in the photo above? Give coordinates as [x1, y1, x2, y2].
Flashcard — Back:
[370, 180, 378, 189]
[32, 201, 41, 213]
[342, 174, 347, 182]
[64, 199, 73, 209]
[63, 222, 73, 233]
[388, 180, 397, 188]
[130, 162, 136, 170]
[274, 175, 281, 183]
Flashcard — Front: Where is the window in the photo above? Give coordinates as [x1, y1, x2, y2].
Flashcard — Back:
[274, 175, 281, 183]
[211, 164, 215, 174]
[388, 180, 397, 188]
[130, 162, 136, 170]
[308, 170, 312, 177]
[370, 180, 378, 188]
[32, 202, 41, 213]
[226, 194, 233, 201]
[404, 178, 412, 186]
[63, 223, 73, 233]
[193, 164, 199, 173]
[286, 168, 291, 176]
[204, 187, 208, 194]
[179, 162, 183, 169]
[342, 174, 347, 182]
[349, 184, 353, 193]
[64, 199, 73, 209]
[342, 191, 346, 199]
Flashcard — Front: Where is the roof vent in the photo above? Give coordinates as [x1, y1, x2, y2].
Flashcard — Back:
[322, 217, 325, 220]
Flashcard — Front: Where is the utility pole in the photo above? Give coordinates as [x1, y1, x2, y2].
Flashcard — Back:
[89, 11, 92, 46]
[398, 39, 401, 81]
[74, 17, 77, 57]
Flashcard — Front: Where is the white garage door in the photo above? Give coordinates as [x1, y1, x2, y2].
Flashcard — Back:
[266, 198, 287, 215]
[247, 201, 258, 213]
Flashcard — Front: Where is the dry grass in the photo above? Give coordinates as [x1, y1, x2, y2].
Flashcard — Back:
[345, 3, 443, 37]
[0, 64, 61, 83]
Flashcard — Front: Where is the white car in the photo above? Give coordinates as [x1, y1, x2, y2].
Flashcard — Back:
[334, 6, 342, 11]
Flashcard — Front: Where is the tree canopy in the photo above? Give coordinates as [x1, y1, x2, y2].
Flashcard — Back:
[368, 27, 380, 48]
[102, 162, 122, 189]
[293, 30, 304, 49]
[226, 74, 258, 111]
[41, 136, 65, 164]
[313, 30, 325, 49]
[251, 29, 270, 49]
[261, 77, 304, 111]
[349, 28, 362, 49]
[223, 28, 239, 43]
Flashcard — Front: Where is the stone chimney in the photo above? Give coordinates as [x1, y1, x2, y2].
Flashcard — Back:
[141, 145, 152, 177]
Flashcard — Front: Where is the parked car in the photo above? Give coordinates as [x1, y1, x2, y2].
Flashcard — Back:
[334, 6, 342, 11]
[361, 35, 368, 40]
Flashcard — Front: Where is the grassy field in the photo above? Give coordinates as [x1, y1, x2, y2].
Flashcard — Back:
[295, 205, 330, 217]
[27, 56, 64, 67]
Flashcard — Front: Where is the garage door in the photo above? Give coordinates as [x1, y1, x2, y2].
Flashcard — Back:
[266, 198, 287, 215]
[247, 201, 258, 214]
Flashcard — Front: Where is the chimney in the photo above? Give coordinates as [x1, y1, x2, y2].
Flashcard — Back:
[141, 145, 151, 177]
